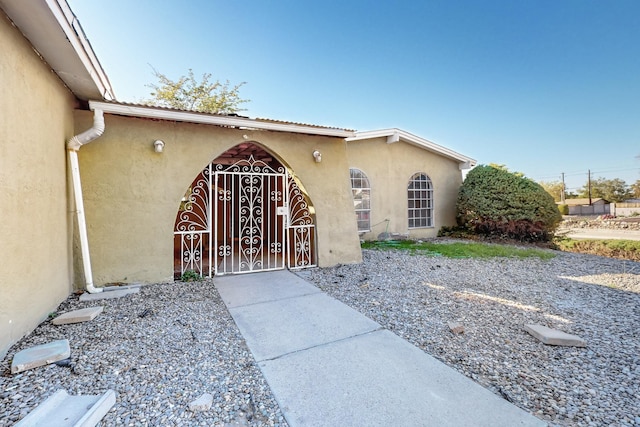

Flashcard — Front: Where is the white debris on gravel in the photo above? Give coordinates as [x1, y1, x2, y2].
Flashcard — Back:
[0, 281, 287, 427]
[299, 248, 640, 427]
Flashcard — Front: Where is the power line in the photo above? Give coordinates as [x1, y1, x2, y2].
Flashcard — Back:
[531, 167, 640, 182]
[589, 166, 640, 175]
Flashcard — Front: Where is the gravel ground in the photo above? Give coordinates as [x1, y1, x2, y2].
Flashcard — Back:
[0, 282, 288, 427]
[299, 247, 640, 427]
[2, 246, 639, 427]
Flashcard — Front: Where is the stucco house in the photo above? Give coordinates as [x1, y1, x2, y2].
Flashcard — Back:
[0, 0, 475, 357]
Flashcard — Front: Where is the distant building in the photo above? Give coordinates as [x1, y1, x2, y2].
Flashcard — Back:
[560, 198, 610, 215]
[614, 199, 640, 216]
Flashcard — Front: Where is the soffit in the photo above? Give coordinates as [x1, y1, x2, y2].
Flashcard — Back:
[0, 0, 114, 101]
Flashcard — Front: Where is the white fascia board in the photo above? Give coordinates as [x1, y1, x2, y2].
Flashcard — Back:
[0, 0, 115, 100]
[45, 0, 115, 100]
[89, 101, 355, 138]
[347, 128, 477, 168]
[346, 128, 400, 141]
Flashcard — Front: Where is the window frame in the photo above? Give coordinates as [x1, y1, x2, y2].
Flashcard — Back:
[407, 172, 434, 229]
[349, 168, 371, 233]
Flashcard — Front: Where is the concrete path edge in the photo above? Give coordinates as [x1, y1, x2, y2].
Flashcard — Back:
[14, 389, 116, 427]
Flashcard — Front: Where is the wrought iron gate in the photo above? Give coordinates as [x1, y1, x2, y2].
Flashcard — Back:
[174, 156, 316, 278]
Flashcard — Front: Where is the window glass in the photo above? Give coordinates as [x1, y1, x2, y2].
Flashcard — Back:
[350, 168, 371, 232]
[408, 173, 433, 228]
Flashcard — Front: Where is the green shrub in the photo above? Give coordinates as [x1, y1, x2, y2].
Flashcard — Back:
[437, 225, 471, 238]
[180, 270, 203, 282]
[558, 204, 569, 215]
[456, 165, 561, 242]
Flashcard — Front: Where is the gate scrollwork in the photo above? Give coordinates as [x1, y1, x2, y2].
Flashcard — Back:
[174, 154, 316, 277]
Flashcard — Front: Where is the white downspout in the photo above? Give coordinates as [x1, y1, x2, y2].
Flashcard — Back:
[67, 109, 105, 293]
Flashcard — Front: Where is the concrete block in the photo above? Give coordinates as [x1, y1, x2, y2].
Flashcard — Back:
[52, 307, 104, 325]
[14, 389, 116, 427]
[448, 321, 464, 334]
[79, 288, 139, 302]
[102, 284, 142, 292]
[11, 339, 70, 374]
[189, 393, 213, 412]
[524, 324, 586, 347]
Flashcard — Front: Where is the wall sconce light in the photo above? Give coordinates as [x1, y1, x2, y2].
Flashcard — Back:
[312, 150, 322, 163]
[153, 140, 165, 153]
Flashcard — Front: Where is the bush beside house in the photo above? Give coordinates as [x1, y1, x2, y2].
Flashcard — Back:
[456, 165, 561, 241]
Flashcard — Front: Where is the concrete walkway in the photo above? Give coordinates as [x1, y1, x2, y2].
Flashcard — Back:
[215, 270, 545, 427]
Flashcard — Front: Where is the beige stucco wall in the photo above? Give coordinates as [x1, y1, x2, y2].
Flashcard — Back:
[0, 12, 77, 357]
[74, 111, 362, 285]
[346, 137, 464, 240]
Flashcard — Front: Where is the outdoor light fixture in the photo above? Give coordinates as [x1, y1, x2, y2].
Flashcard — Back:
[153, 140, 165, 153]
[313, 150, 322, 163]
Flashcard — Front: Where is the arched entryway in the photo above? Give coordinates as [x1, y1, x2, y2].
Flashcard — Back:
[173, 142, 316, 278]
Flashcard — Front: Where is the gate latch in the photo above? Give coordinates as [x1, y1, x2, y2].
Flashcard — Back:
[276, 206, 288, 216]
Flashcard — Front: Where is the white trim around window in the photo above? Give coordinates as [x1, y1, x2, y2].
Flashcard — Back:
[349, 168, 371, 232]
[408, 172, 433, 229]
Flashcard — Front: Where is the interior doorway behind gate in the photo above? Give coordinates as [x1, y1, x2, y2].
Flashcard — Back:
[173, 143, 316, 278]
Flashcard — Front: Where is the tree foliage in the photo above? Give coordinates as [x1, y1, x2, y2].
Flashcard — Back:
[539, 180, 565, 202]
[630, 180, 640, 199]
[145, 68, 248, 114]
[578, 177, 632, 203]
[456, 165, 561, 241]
[487, 163, 524, 177]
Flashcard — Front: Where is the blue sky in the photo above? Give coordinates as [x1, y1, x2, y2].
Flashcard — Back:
[68, 0, 640, 193]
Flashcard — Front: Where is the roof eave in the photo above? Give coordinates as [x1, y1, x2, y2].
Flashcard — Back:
[89, 101, 356, 138]
[347, 128, 477, 168]
[0, 0, 115, 101]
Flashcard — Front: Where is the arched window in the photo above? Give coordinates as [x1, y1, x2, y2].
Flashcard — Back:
[350, 168, 371, 232]
[408, 173, 433, 228]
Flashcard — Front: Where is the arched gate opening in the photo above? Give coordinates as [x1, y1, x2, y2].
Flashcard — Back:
[173, 143, 316, 278]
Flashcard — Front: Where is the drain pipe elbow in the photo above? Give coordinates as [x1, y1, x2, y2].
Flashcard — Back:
[68, 109, 105, 293]
[68, 109, 105, 151]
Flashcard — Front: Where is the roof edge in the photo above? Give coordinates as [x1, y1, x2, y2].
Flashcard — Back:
[347, 128, 477, 168]
[0, 0, 115, 100]
[45, 0, 115, 100]
[89, 101, 356, 138]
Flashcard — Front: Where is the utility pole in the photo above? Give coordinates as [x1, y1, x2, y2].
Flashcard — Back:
[588, 169, 592, 205]
[561, 172, 566, 203]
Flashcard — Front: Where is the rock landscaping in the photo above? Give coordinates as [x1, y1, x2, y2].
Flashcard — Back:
[559, 216, 640, 231]
[2, 247, 639, 426]
[300, 248, 640, 427]
[0, 283, 287, 427]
